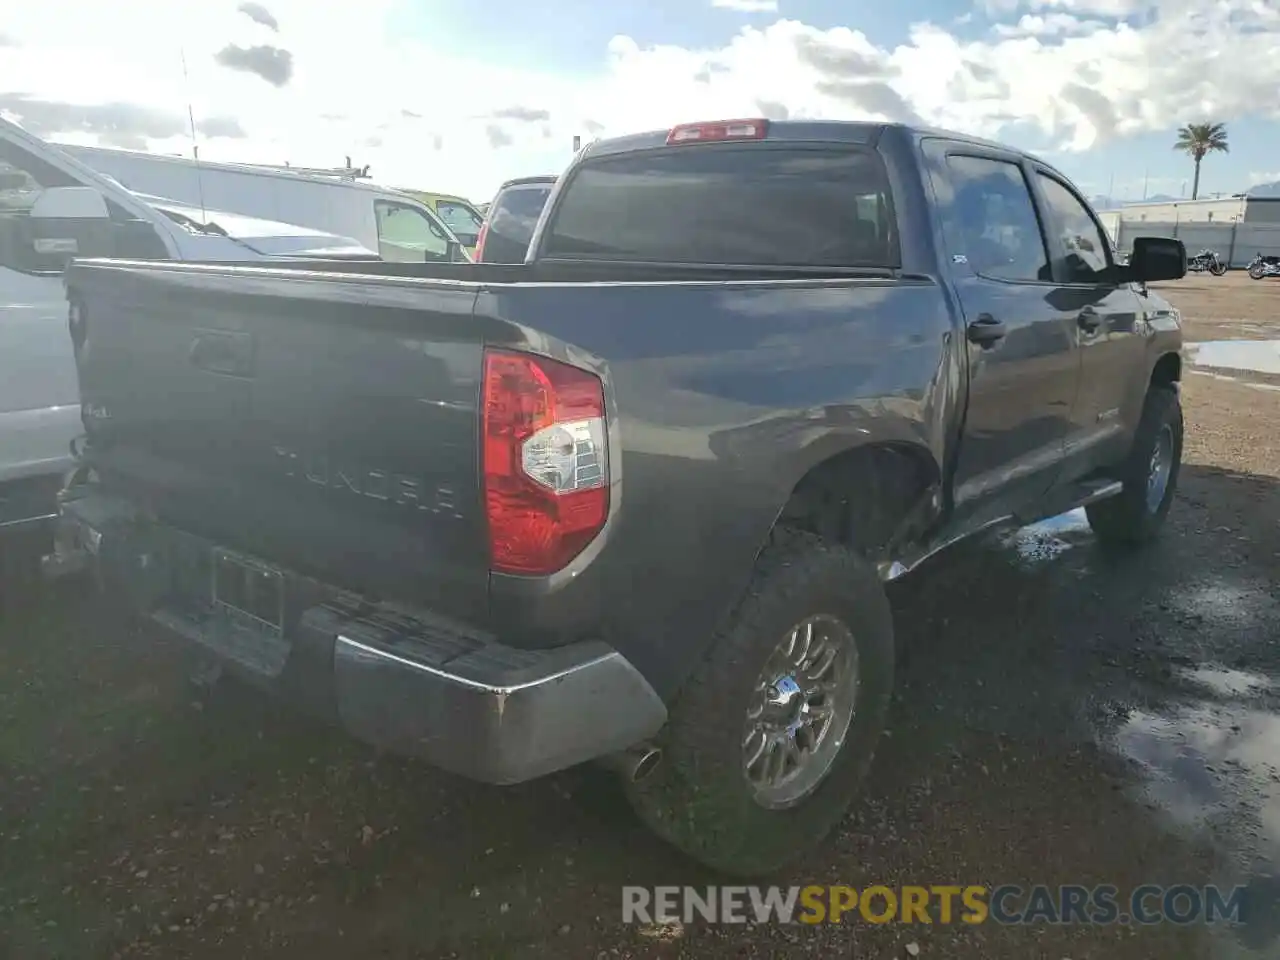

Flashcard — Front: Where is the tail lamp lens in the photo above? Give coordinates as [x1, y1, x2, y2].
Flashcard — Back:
[482, 348, 608, 575]
[69, 300, 87, 355]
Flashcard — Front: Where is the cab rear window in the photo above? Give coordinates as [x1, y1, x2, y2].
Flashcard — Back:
[541, 146, 898, 267]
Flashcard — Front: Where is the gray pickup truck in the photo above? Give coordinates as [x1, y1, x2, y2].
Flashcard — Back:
[54, 119, 1187, 875]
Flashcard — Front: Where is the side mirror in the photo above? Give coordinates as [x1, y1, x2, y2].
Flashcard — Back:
[1127, 236, 1186, 283]
[27, 187, 113, 265]
[30, 186, 110, 221]
[445, 239, 470, 263]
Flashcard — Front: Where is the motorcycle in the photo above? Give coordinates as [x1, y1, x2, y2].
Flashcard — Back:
[1246, 252, 1280, 280]
[1187, 248, 1229, 276]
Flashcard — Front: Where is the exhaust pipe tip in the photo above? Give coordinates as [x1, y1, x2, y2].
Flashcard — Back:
[631, 745, 663, 782]
[600, 743, 663, 783]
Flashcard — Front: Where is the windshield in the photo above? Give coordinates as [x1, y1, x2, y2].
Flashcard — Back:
[543, 147, 897, 267]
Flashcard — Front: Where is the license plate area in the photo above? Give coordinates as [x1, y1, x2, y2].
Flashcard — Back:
[211, 549, 285, 636]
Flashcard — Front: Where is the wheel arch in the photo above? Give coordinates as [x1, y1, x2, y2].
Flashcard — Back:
[1149, 350, 1181, 389]
[771, 438, 944, 563]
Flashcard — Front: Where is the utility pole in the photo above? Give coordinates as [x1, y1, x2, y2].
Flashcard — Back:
[573, 135, 582, 152]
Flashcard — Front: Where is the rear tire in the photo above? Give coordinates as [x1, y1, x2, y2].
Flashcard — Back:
[625, 530, 894, 876]
[1086, 385, 1182, 548]
[1249, 264, 1266, 280]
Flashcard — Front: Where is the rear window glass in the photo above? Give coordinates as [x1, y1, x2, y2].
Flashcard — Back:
[489, 184, 553, 241]
[542, 147, 897, 267]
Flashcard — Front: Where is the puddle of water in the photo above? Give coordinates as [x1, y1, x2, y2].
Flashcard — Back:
[1000, 507, 1091, 565]
[1109, 691, 1280, 954]
[1183, 666, 1275, 698]
[1185, 340, 1280, 375]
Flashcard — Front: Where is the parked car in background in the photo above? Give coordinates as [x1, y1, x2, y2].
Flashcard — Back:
[0, 118, 377, 582]
[58, 118, 1187, 874]
[58, 143, 469, 264]
[399, 190, 485, 257]
[475, 175, 556, 263]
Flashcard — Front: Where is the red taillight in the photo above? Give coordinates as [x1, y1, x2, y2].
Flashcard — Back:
[666, 118, 768, 145]
[68, 299, 87, 356]
[474, 222, 489, 261]
[482, 349, 609, 575]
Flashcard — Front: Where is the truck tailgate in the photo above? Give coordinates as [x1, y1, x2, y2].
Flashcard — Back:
[68, 262, 492, 618]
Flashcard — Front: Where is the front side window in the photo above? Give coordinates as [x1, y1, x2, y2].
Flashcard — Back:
[1035, 173, 1111, 282]
[0, 158, 48, 215]
[939, 155, 1050, 283]
[437, 201, 482, 247]
[374, 201, 451, 262]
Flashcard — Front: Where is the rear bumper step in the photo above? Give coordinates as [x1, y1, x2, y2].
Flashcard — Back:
[57, 491, 667, 784]
[0, 476, 61, 531]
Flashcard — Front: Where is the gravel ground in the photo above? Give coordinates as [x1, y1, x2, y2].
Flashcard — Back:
[2, 273, 1279, 959]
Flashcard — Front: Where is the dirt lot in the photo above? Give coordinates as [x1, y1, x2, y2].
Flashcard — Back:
[1151, 271, 1280, 343]
[2, 272, 1279, 959]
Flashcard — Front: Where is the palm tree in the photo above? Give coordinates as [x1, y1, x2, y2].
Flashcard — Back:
[1173, 122, 1229, 200]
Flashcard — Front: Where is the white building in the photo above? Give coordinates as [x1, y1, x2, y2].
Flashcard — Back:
[1100, 195, 1280, 225]
[1097, 195, 1280, 268]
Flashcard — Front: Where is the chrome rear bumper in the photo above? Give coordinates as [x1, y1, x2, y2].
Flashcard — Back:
[57, 491, 668, 784]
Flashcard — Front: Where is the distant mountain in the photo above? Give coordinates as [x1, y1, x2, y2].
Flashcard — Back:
[1090, 193, 1180, 210]
[1248, 181, 1280, 197]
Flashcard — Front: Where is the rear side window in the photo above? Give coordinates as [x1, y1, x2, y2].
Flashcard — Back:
[542, 147, 897, 267]
[936, 155, 1050, 283]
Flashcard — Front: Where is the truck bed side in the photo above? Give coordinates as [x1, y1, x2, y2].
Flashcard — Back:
[68, 260, 961, 696]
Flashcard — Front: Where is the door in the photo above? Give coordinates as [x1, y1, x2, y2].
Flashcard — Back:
[0, 138, 84, 478]
[923, 144, 1081, 526]
[0, 134, 171, 482]
[1028, 169, 1146, 477]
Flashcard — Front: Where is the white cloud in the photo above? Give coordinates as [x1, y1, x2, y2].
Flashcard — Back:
[981, 0, 1148, 16]
[0, 0, 1276, 200]
[993, 13, 1106, 37]
[712, 0, 780, 11]
[1248, 171, 1280, 186]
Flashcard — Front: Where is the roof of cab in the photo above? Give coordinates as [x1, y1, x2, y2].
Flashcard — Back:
[577, 119, 1042, 163]
[58, 140, 424, 199]
[400, 189, 480, 208]
[498, 175, 558, 189]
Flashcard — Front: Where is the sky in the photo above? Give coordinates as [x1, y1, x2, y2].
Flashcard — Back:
[2, 0, 1280, 205]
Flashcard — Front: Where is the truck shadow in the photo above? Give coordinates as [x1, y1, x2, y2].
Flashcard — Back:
[0, 463, 1275, 957]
